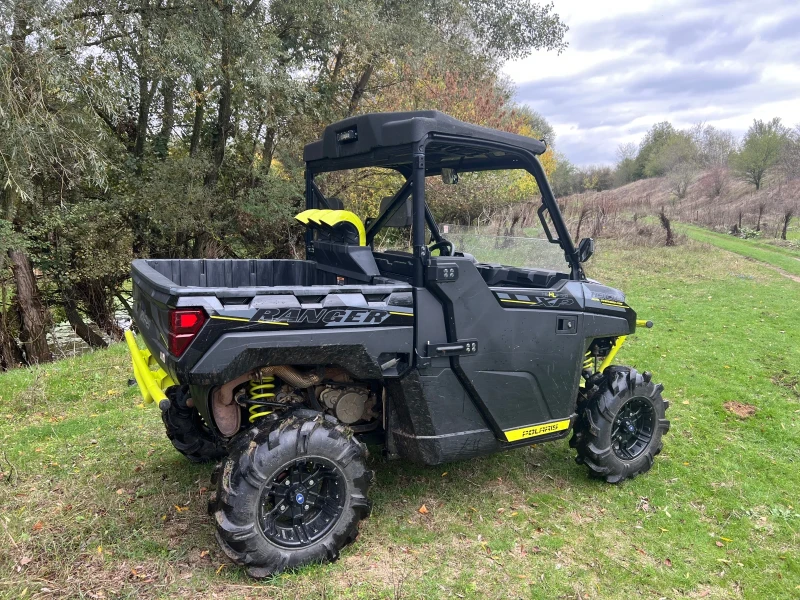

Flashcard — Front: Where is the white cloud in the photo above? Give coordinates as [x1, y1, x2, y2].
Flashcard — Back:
[504, 0, 800, 165]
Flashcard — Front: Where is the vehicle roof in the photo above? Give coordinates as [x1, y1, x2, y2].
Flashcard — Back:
[304, 110, 547, 174]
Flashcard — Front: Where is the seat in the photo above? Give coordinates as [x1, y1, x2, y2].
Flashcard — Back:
[295, 209, 378, 282]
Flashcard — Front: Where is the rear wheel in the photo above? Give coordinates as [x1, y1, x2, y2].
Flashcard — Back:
[572, 366, 670, 484]
[161, 385, 227, 463]
[212, 412, 373, 577]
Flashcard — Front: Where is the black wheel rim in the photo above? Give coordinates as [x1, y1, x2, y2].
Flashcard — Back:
[257, 457, 346, 548]
[611, 397, 656, 460]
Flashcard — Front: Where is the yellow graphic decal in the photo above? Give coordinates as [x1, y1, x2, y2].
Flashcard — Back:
[501, 298, 538, 305]
[504, 418, 570, 442]
[389, 311, 413, 316]
[594, 298, 628, 308]
[211, 315, 288, 326]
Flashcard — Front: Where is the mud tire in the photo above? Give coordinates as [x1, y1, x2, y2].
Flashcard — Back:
[161, 385, 227, 463]
[212, 412, 373, 578]
[572, 366, 670, 484]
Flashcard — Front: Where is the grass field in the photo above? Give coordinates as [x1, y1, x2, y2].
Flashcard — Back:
[1, 241, 799, 599]
[681, 224, 800, 279]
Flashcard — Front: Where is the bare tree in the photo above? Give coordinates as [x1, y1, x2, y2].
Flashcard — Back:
[574, 205, 590, 240]
[755, 202, 766, 232]
[781, 208, 794, 240]
[659, 207, 675, 246]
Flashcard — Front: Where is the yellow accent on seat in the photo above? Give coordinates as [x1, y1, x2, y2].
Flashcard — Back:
[124, 331, 175, 404]
[504, 418, 571, 442]
[294, 209, 316, 224]
[294, 208, 366, 245]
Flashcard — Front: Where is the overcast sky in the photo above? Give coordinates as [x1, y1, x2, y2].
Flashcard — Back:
[504, 0, 800, 166]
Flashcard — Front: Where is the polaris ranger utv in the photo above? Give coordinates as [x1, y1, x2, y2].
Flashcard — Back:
[126, 110, 669, 577]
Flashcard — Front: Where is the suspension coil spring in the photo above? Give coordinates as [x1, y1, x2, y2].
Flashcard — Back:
[248, 376, 276, 422]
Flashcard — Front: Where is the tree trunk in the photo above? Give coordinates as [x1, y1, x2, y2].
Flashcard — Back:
[262, 126, 277, 176]
[347, 60, 375, 116]
[206, 7, 234, 187]
[8, 250, 52, 364]
[154, 79, 175, 159]
[62, 294, 108, 348]
[134, 76, 158, 160]
[756, 205, 765, 231]
[189, 78, 205, 157]
[659, 208, 675, 247]
[0, 266, 25, 370]
[782, 211, 793, 240]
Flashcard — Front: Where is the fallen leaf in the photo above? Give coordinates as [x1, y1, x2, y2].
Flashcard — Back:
[636, 547, 647, 556]
[441, 472, 448, 477]
[32, 521, 43, 531]
[664, 558, 672, 567]
[715, 541, 724, 547]
[417, 504, 429, 515]
[720, 536, 733, 542]
[699, 590, 710, 598]
[200, 550, 210, 558]
[215, 564, 226, 575]
[532, 546, 541, 553]
[20, 557, 32, 566]
[116, 488, 125, 495]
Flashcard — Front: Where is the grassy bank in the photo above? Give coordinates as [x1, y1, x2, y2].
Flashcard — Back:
[681, 224, 800, 278]
[1, 242, 799, 599]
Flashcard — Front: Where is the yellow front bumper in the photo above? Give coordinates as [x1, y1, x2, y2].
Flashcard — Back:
[124, 330, 175, 404]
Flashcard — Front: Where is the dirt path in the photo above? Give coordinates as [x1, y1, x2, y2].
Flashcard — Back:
[740, 256, 800, 283]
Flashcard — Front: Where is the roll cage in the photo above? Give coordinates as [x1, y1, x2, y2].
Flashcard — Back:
[303, 111, 584, 284]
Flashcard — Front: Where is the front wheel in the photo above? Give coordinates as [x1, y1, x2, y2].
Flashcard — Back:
[212, 412, 373, 577]
[571, 366, 670, 484]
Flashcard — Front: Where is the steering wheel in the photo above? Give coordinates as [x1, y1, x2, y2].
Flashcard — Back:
[428, 239, 454, 256]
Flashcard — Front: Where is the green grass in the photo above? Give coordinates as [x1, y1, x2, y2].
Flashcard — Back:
[1, 243, 799, 599]
[681, 224, 800, 277]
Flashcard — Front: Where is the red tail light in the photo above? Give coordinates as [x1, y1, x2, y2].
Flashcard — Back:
[168, 308, 207, 356]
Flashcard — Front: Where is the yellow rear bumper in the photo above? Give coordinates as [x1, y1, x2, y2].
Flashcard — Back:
[124, 330, 175, 404]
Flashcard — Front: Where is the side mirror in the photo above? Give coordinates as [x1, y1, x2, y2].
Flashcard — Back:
[441, 168, 459, 185]
[578, 237, 594, 263]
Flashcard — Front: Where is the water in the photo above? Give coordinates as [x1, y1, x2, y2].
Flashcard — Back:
[47, 310, 132, 359]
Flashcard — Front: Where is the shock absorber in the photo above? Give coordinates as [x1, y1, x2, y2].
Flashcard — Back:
[248, 376, 276, 422]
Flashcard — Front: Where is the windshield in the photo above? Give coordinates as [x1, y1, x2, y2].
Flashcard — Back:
[313, 167, 569, 272]
[442, 225, 569, 272]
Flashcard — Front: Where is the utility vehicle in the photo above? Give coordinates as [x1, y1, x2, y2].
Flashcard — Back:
[126, 110, 669, 577]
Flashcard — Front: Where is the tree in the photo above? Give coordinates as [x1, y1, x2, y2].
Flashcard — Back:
[780, 125, 800, 181]
[634, 122, 676, 180]
[692, 124, 736, 197]
[549, 153, 578, 197]
[647, 132, 699, 199]
[732, 118, 790, 190]
[613, 142, 638, 186]
[0, 0, 570, 369]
